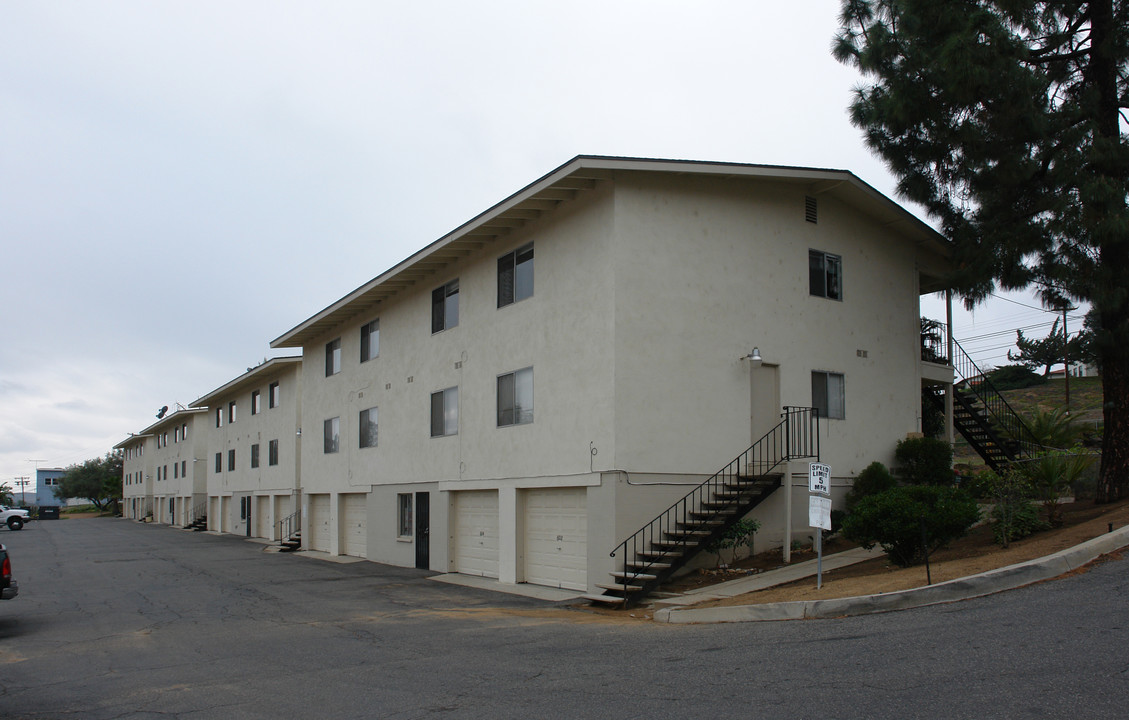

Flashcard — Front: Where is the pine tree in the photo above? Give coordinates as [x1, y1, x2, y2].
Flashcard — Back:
[835, 1, 1129, 502]
[1007, 318, 1087, 376]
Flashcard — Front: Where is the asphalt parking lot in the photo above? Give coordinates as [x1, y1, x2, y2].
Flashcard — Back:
[1, 517, 1127, 719]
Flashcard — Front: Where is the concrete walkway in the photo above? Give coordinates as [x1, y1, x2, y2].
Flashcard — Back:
[653, 524, 1129, 624]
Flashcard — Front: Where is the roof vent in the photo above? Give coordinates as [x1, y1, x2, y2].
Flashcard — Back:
[805, 195, 818, 224]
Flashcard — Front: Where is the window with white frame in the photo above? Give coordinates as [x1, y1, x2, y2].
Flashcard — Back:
[269, 381, 280, 408]
[497, 367, 534, 426]
[360, 319, 379, 362]
[397, 493, 413, 538]
[216, 407, 223, 428]
[430, 387, 458, 437]
[811, 371, 846, 420]
[251, 390, 261, 415]
[809, 249, 843, 300]
[228, 401, 237, 424]
[359, 407, 378, 448]
[324, 417, 340, 453]
[498, 243, 534, 307]
[326, 338, 342, 376]
[431, 280, 459, 333]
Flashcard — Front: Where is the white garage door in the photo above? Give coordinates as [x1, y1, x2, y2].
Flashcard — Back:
[220, 497, 231, 533]
[524, 488, 588, 591]
[307, 494, 331, 552]
[256, 496, 271, 539]
[453, 490, 499, 579]
[340, 493, 367, 558]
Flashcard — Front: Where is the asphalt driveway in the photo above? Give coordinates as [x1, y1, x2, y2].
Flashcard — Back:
[1, 517, 1126, 719]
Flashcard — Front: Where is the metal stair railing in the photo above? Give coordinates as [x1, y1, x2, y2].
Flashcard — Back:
[277, 509, 301, 544]
[187, 501, 207, 526]
[609, 406, 820, 593]
[951, 338, 1040, 460]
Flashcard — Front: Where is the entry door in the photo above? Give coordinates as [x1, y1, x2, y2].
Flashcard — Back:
[750, 363, 781, 444]
[415, 492, 430, 570]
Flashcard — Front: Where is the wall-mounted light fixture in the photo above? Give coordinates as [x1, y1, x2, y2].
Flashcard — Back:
[741, 347, 763, 367]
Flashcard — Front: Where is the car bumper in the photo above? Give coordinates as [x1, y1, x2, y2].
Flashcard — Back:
[1, 580, 17, 599]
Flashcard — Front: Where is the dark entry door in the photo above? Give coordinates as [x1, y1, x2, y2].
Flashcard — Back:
[415, 492, 430, 570]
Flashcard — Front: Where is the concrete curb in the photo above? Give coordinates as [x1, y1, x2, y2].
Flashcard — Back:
[653, 524, 1129, 624]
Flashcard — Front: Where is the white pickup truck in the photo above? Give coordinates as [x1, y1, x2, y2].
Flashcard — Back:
[0, 506, 30, 531]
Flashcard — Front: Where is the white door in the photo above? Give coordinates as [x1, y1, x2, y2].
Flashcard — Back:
[220, 497, 231, 533]
[307, 494, 331, 552]
[453, 490, 499, 579]
[340, 493, 367, 558]
[524, 488, 588, 591]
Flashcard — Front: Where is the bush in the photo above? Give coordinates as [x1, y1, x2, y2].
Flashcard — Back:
[1022, 408, 1081, 449]
[1018, 450, 1096, 526]
[895, 436, 954, 486]
[705, 518, 761, 568]
[991, 499, 1049, 545]
[841, 486, 980, 567]
[845, 461, 897, 511]
[983, 365, 1047, 391]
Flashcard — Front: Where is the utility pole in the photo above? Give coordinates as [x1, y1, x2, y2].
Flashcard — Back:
[13, 477, 30, 506]
[1062, 304, 1077, 411]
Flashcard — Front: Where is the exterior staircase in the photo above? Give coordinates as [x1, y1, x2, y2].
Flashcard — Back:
[583, 407, 820, 608]
[277, 510, 302, 552]
[185, 502, 208, 531]
[930, 338, 1039, 472]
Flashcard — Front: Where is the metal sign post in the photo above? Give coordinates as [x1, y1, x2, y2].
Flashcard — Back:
[808, 463, 832, 589]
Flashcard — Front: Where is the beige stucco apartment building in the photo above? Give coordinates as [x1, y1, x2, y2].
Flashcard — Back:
[190, 357, 303, 539]
[116, 408, 209, 525]
[266, 156, 952, 593]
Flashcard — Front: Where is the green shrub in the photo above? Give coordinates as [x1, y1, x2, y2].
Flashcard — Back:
[845, 461, 897, 511]
[983, 365, 1047, 391]
[991, 499, 1049, 545]
[705, 518, 761, 568]
[958, 468, 996, 500]
[1018, 449, 1096, 526]
[895, 436, 954, 486]
[1022, 408, 1081, 449]
[841, 486, 980, 567]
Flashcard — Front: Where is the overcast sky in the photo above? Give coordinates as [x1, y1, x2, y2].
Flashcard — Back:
[0, 1, 1080, 492]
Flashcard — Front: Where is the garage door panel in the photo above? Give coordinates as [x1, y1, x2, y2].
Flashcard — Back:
[525, 488, 587, 591]
[256, 496, 271, 539]
[307, 495, 331, 552]
[341, 493, 367, 558]
[454, 491, 499, 579]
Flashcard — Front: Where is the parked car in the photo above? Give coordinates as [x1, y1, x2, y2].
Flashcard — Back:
[0, 506, 30, 531]
[0, 544, 16, 599]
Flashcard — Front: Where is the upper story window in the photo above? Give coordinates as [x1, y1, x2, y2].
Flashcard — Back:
[215, 452, 222, 473]
[498, 243, 534, 307]
[359, 407, 378, 448]
[431, 280, 459, 333]
[228, 401, 237, 424]
[215, 407, 223, 428]
[251, 390, 261, 415]
[430, 387, 458, 437]
[360, 319, 379, 362]
[250, 443, 260, 469]
[268, 439, 279, 466]
[497, 367, 534, 427]
[809, 250, 842, 300]
[269, 381, 280, 408]
[228, 449, 236, 471]
[812, 371, 846, 420]
[324, 417, 340, 453]
[326, 338, 342, 376]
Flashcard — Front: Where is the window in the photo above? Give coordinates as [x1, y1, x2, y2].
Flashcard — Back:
[430, 387, 458, 437]
[162, 465, 168, 480]
[173, 463, 178, 479]
[268, 439, 279, 466]
[497, 367, 534, 426]
[398, 493, 413, 538]
[181, 460, 186, 477]
[251, 390, 261, 415]
[360, 319, 379, 362]
[324, 417, 340, 453]
[216, 407, 223, 428]
[182, 423, 187, 440]
[215, 452, 222, 473]
[228, 401, 237, 424]
[250, 444, 260, 469]
[431, 280, 459, 333]
[174, 427, 180, 443]
[812, 371, 846, 420]
[498, 243, 534, 307]
[359, 407, 378, 448]
[228, 449, 236, 471]
[326, 338, 342, 376]
[269, 381, 280, 408]
[809, 250, 842, 300]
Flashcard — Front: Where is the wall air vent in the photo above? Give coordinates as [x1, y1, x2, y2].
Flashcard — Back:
[805, 195, 818, 224]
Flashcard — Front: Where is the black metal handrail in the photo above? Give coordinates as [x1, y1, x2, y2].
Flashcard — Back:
[609, 407, 820, 589]
[277, 509, 301, 543]
[951, 338, 1040, 459]
[188, 501, 207, 524]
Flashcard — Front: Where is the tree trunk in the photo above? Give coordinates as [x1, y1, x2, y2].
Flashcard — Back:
[1097, 353, 1129, 503]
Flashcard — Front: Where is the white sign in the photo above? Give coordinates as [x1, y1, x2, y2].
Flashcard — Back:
[808, 462, 831, 496]
[809, 495, 832, 531]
